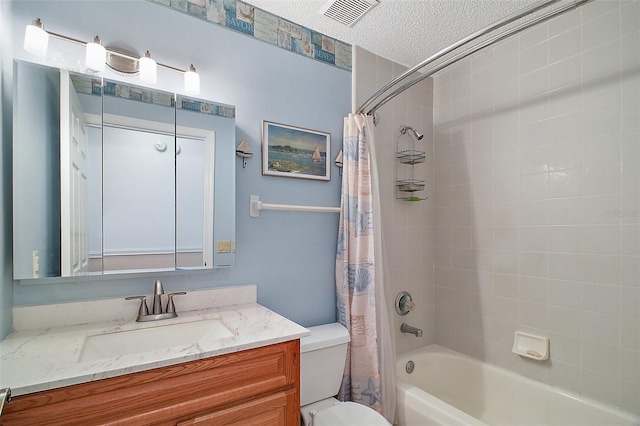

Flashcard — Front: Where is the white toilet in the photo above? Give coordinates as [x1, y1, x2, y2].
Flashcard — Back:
[300, 323, 391, 426]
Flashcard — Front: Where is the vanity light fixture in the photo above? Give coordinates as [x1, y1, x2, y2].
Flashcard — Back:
[139, 51, 157, 84]
[85, 36, 106, 72]
[23, 18, 201, 94]
[23, 18, 49, 57]
[184, 64, 200, 95]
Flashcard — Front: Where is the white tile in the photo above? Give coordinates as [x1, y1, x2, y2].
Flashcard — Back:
[549, 27, 582, 65]
[583, 132, 621, 167]
[494, 249, 520, 275]
[582, 40, 621, 82]
[620, 286, 640, 319]
[547, 112, 581, 146]
[519, 226, 549, 252]
[582, 10, 621, 51]
[520, 23, 549, 50]
[584, 254, 621, 286]
[622, 161, 640, 195]
[583, 164, 622, 196]
[547, 306, 581, 337]
[621, 317, 640, 351]
[493, 273, 519, 299]
[549, 360, 581, 394]
[620, 224, 640, 255]
[519, 200, 549, 226]
[582, 311, 620, 346]
[581, 0, 620, 23]
[519, 173, 549, 200]
[549, 169, 582, 198]
[548, 198, 582, 225]
[519, 276, 548, 304]
[549, 279, 582, 310]
[493, 55, 520, 84]
[518, 301, 548, 329]
[582, 282, 620, 315]
[582, 194, 622, 225]
[549, 54, 582, 93]
[621, 33, 640, 71]
[582, 224, 620, 255]
[581, 340, 619, 376]
[619, 380, 640, 415]
[520, 42, 549, 75]
[520, 67, 549, 100]
[620, 348, 640, 383]
[549, 9, 580, 37]
[519, 251, 549, 278]
[581, 369, 620, 407]
[494, 226, 519, 250]
[620, 256, 640, 287]
[549, 225, 582, 253]
[549, 253, 583, 281]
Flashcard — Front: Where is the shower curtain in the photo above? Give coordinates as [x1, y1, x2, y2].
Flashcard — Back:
[336, 113, 396, 422]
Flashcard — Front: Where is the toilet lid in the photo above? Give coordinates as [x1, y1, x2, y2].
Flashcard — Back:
[313, 402, 390, 426]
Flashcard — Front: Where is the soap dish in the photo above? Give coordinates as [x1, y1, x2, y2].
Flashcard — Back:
[512, 331, 549, 361]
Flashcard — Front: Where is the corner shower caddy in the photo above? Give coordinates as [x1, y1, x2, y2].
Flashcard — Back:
[396, 125, 427, 201]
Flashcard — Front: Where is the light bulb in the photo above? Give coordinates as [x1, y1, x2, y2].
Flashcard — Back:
[23, 18, 49, 57]
[85, 36, 106, 72]
[139, 51, 157, 83]
[184, 64, 200, 95]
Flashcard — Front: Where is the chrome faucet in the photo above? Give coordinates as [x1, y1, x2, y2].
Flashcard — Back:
[0, 388, 10, 417]
[401, 323, 423, 337]
[126, 280, 186, 322]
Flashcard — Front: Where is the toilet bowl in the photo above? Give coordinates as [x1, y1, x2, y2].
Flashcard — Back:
[300, 323, 391, 426]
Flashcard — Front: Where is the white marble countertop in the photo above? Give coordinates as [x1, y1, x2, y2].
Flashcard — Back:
[0, 286, 309, 396]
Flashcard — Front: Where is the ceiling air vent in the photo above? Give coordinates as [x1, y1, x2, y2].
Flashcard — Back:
[322, 0, 379, 27]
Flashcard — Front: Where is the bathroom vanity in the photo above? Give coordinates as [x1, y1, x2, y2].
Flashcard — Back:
[0, 286, 308, 425]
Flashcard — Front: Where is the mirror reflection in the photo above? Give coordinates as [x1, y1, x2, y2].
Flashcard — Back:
[13, 60, 236, 280]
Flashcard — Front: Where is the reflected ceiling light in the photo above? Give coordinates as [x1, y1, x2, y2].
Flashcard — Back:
[23, 18, 201, 94]
[23, 18, 49, 57]
[139, 51, 157, 83]
[85, 36, 106, 72]
[184, 64, 200, 95]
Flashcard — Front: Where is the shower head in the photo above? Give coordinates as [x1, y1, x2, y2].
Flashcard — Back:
[400, 125, 424, 141]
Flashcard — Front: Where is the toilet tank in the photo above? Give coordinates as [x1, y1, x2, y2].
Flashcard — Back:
[300, 323, 350, 406]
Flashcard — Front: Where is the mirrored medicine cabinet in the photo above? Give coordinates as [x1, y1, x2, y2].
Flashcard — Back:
[13, 60, 236, 280]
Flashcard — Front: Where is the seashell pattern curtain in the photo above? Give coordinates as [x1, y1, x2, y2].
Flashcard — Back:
[336, 113, 395, 422]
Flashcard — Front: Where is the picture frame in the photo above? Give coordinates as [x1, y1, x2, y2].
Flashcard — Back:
[262, 120, 331, 181]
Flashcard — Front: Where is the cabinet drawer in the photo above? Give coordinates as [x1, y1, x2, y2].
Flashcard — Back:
[2, 340, 300, 426]
[177, 388, 296, 426]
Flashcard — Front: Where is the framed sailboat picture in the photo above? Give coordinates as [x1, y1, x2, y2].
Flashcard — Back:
[261, 120, 331, 181]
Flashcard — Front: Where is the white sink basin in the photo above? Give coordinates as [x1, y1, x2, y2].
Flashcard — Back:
[79, 318, 234, 362]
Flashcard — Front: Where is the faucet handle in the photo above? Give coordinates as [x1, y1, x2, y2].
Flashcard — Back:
[125, 295, 149, 318]
[166, 292, 187, 314]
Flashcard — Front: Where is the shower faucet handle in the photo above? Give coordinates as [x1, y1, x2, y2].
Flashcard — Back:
[395, 291, 415, 316]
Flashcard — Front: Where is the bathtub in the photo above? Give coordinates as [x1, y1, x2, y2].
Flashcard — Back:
[396, 345, 639, 426]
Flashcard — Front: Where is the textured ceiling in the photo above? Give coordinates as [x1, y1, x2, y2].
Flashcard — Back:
[244, 0, 541, 68]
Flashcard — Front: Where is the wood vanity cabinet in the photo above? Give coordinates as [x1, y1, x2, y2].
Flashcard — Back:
[1, 340, 300, 426]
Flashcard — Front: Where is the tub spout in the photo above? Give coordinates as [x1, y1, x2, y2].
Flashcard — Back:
[401, 323, 423, 337]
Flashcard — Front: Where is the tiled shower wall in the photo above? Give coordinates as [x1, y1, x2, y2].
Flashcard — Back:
[352, 46, 435, 355]
[432, 0, 639, 413]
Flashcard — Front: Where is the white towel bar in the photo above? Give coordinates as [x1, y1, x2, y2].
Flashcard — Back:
[249, 195, 340, 218]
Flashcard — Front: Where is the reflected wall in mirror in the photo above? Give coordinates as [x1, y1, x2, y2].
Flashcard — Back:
[13, 60, 236, 280]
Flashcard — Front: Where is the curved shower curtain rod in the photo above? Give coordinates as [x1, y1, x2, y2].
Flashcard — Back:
[357, 0, 592, 119]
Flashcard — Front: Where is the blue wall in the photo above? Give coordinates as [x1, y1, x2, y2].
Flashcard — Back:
[2, 0, 350, 335]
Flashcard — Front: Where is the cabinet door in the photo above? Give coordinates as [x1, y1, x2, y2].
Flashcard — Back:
[178, 389, 296, 426]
